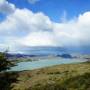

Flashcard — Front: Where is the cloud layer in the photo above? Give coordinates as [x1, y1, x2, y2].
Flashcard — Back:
[0, 0, 90, 52]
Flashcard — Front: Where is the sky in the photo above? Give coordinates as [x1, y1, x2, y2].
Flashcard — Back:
[0, 0, 90, 53]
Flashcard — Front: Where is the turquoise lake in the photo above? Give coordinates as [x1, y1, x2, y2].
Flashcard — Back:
[10, 57, 86, 71]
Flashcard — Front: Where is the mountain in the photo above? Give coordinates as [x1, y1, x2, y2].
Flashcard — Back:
[4, 46, 85, 59]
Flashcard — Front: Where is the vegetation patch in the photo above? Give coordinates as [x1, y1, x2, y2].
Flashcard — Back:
[0, 61, 90, 90]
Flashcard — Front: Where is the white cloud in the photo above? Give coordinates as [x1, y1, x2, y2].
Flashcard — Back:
[28, 0, 40, 4]
[0, 0, 15, 14]
[21, 31, 57, 46]
[0, 8, 52, 37]
[0, 0, 90, 52]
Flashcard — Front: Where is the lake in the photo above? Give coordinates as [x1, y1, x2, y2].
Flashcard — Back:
[10, 57, 87, 71]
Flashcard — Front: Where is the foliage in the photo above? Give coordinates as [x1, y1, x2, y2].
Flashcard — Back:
[0, 52, 14, 72]
[0, 72, 18, 90]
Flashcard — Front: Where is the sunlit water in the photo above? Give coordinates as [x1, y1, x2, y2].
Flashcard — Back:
[10, 58, 86, 71]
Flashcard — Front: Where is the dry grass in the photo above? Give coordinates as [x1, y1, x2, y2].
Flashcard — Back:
[10, 62, 90, 90]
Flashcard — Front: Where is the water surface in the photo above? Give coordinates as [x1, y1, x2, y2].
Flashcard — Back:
[10, 58, 86, 71]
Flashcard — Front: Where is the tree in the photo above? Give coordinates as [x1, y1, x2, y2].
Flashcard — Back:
[0, 51, 14, 72]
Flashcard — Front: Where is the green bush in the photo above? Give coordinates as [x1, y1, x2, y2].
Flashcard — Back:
[0, 52, 14, 72]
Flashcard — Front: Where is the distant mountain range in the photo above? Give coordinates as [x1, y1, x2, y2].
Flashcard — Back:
[5, 46, 75, 59]
[1, 46, 90, 60]
[6, 53, 74, 60]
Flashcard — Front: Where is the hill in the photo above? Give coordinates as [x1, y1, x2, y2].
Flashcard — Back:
[0, 62, 90, 90]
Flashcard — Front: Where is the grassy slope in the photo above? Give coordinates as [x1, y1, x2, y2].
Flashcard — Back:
[11, 62, 90, 90]
[0, 62, 90, 90]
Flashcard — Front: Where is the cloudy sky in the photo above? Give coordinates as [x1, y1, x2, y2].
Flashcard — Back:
[0, 0, 90, 53]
